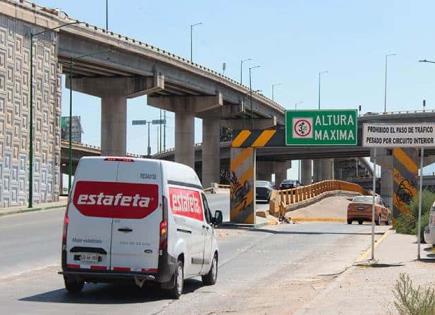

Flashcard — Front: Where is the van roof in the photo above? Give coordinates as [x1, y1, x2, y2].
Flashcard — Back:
[79, 157, 203, 189]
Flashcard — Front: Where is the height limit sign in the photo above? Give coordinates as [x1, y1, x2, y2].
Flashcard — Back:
[285, 109, 358, 146]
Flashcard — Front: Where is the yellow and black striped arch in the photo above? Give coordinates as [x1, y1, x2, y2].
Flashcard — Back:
[231, 129, 283, 148]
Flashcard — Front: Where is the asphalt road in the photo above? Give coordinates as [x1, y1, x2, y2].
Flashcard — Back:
[0, 195, 389, 314]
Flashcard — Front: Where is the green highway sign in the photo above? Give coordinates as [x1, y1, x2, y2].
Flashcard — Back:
[285, 109, 358, 146]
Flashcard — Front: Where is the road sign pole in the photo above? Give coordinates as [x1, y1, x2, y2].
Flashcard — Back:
[417, 147, 424, 260]
[371, 149, 377, 261]
[147, 122, 151, 156]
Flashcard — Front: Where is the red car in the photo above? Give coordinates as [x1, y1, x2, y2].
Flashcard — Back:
[347, 195, 391, 225]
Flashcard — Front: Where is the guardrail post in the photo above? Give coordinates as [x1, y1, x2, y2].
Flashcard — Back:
[285, 190, 290, 205]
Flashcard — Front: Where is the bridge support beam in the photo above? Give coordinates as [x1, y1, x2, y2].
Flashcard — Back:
[68, 76, 163, 156]
[101, 96, 127, 156]
[301, 159, 312, 185]
[202, 117, 220, 187]
[175, 112, 195, 168]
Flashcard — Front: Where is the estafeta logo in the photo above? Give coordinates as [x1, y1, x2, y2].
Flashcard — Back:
[73, 181, 158, 219]
[76, 193, 151, 208]
[169, 187, 203, 221]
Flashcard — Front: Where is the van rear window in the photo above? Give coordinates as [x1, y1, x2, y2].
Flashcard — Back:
[73, 181, 159, 219]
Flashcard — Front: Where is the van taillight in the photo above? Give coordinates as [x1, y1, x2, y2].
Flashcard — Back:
[159, 220, 168, 252]
[62, 203, 70, 247]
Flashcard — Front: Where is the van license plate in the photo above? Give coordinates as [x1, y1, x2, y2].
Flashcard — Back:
[80, 253, 99, 263]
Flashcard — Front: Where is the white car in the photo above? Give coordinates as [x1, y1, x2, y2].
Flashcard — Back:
[423, 202, 435, 246]
[60, 157, 222, 299]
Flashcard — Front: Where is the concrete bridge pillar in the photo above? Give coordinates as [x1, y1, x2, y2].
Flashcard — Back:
[175, 112, 195, 168]
[101, 96, 127, 156]
[69, 76, 165, 156]
[202, 117, 220, 187]
[256, 161, 273, 182]
[313, 159, 334, 181]
[381, 167, 393, 209]
[301, 159, 312, 185]
[274, 161, 291, 187]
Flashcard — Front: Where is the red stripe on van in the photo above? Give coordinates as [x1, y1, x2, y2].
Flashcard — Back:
[73, 181, 159, 219]
[66, 264, 80, 269]
[113, 267, 131, 272]
[90, 265, 107, 270]
[141, 268, 158, 273]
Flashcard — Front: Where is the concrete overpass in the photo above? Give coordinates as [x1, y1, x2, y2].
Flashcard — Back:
[0, 0, 288, 194]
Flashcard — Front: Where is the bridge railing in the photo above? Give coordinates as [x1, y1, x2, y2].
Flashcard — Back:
[270, 180, 369, 216]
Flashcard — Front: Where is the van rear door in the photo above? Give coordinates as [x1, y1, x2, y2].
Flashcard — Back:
[110, 160, 162, 273]
[66, 159, 117, 271]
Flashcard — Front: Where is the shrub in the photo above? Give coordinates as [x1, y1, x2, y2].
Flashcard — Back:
[396, 190, 435, 241]
[393, 273, 435, 315]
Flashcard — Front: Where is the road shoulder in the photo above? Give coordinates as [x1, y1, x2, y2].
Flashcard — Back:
[297, 231, 435, 315]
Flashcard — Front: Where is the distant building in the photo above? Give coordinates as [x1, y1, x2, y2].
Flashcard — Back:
[61, 116, 83, 143]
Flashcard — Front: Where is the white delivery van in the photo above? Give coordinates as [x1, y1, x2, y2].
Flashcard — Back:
[60, 157, 223, 298]
[423, 201, 435, 247]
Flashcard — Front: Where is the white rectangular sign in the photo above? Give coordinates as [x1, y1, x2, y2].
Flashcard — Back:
[362, 123, 435, 147]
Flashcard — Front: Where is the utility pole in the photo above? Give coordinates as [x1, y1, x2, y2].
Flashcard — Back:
[384, 53, 396, 113]
[271, 83, 282, 101]
[190, 22, 202, 63]
[318, 71, 328, 110]
[240, 58, 251, 84]
[249, 65, 260, 130]
[28, 21, 79, 208]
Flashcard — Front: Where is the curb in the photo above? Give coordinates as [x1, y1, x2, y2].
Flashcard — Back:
[0, 203, 67, 217]
[290, 217, 346, 223]
[221, 219, 270, 229]
[355, 228, 394, 263]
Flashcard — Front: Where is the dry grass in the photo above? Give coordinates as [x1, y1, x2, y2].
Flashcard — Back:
[393, 273, 435, 315]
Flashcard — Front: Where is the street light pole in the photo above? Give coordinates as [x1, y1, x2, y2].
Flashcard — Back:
[249, 65, 260, 130]
[190, 22, 202, 63]
[318, 71, 328, 110]
[271, 83, 282, 101]
[147, 121, 151, 156]
[295, 101, 303, 110]
[384, 53, 396, 113]
[66, 49, 110, 193]
[163, 110, 166, 151]
[240, 58, 251, 84]
[28, 21, 79, 208]
[68, 58, 73, 193]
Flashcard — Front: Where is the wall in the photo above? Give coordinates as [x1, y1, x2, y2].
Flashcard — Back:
[0, 13, 61, 207]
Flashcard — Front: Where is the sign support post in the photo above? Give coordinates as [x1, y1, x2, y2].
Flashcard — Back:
[371, 149, 377, 261]
[417, 147, 424, 260]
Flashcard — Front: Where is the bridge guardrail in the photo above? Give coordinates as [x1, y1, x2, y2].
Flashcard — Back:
[269, 180, 369, 217]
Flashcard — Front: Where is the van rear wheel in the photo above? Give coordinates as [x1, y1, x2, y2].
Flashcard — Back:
[202, 253, 218, 286]
[64, 276, 84, 294]
[168, 260, 184, 299]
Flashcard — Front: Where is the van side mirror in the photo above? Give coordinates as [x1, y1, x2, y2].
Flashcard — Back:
[212, 210, 223, 226]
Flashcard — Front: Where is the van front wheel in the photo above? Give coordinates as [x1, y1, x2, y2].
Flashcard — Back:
[64, 276, 84, 294]
[202, 253, 218, 286]
[169, 260, 184, 299]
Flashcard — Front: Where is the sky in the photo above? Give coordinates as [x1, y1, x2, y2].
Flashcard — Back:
[34, 0, 435, 178]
